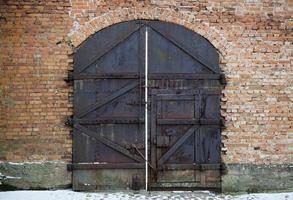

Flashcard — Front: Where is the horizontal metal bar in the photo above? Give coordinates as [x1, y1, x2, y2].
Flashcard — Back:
[157, 119, 221, 125]
[158, 95, 198, 100]
[70, 73, 220, 80]
[201, 88, 221, 95]
[68, 163, 145, 170]
[72, 73, 140, 79]
[76, 118, 144, 124]
[149, 73, 220, 80]
[152, 88, 221, 95]
[158, 164, 221, 171]
[76, 119, 220, 125]
[152, 89, 199, 95]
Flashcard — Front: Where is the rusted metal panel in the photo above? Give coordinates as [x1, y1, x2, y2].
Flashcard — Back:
[147, 21, 219, 73]
[74, 124, 143, 163]
[157, 136, 170, 147]
[157, 125, 199, 166]
[73, 169, 145, 191]
[74, 21, 142, 74]
[76, 80, 142, 118]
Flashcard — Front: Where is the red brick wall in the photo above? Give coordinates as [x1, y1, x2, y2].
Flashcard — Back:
[0, 0, 292, 165]
[0, 0, 73, 161]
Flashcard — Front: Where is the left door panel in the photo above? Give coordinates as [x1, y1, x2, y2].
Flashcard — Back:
[72, 21, 146, 190]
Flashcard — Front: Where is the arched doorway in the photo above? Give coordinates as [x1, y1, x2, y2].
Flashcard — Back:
[70, 20, 222, 191]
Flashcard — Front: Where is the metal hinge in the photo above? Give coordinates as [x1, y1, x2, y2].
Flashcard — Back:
[65, 116, 74, 127]
[220, 118, 226, 129]
[67, 163, 73, 171]
[64, 70, 74, 82]
[220, 73, 227, 86]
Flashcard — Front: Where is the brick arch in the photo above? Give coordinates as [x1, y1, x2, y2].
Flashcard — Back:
[68, 7, 230, 57]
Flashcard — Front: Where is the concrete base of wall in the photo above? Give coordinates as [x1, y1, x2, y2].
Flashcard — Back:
[1, 161, 292, 193]
[0, 161, 71, 190]
[72, 169, 145, 191]
[222, 164, 293, 193]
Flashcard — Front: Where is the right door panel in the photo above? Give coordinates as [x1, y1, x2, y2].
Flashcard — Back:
[148, 20, 222, 190]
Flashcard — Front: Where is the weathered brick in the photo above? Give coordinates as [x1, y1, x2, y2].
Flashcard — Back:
[0, 0, 292, 167]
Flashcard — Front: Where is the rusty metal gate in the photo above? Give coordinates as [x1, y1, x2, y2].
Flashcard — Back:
[68, 20, 223, 191]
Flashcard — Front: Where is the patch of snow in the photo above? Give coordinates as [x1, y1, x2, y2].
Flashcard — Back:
[235, 192, 293, 200]
[0, 190, 292, 200]
[172, 190, 192, 193]
[78, 162, 108, 164]
[0, 161, 66, 165]
[0, 162, 25, 165]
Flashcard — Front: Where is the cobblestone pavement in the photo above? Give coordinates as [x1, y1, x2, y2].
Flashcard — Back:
[0, 190, 292, 200]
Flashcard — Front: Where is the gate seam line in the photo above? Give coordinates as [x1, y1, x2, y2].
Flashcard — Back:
[145, 26, 148, 191]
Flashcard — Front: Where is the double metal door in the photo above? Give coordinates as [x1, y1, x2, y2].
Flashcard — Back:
[70, 20, 222, 190]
